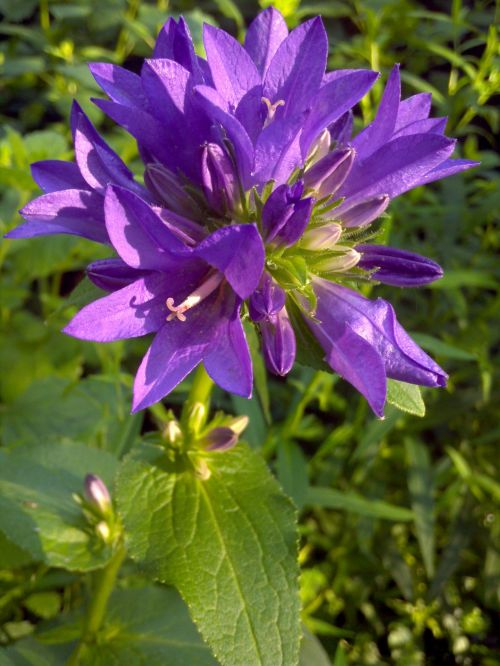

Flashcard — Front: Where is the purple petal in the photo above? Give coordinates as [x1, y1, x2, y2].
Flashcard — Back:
[235, 85, 265, 143]
[252, 113, 305, 185]
[352, 64, 401, 160]
[153, 17, 203, 83]
[31, 160, 87, 193]
[303, 147, 355, 197]
[249, 273, 286, 321]
[264, 17, 328, 119]
[88, 63, 147, 107]
[245, 7, 288, 76]
[193, 85, 254, 187]
[412, 158, 479, 187]
[300, 69, 379, 155]
[201, 142, 238, 214]
[357, 244, 444, 287]
[260, 306, 296, 376]
[63, 273, 170, 342]
[313, 280, 447, 388]
[141, 58, 190, 125]
[92, 98, 176, 173]
[339, 133, 456, 202]
[193, 224, 265, 299]
[87, 258, 150, 291]
[72, 103, 141, 194]
[394, 117, 447, 138]
[204, 298, 252, 398]
[7, 189, 107, 244]
[203, 24, 260, 107]
[333, 194, 390, 228]
[132, 290, 226, 412]
[394, 93, 432, 132]
[104, 186, 187, 271]
[329, 111, 354, 145]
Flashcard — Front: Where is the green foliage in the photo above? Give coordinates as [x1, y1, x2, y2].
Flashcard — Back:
[0, 0, 499, 664]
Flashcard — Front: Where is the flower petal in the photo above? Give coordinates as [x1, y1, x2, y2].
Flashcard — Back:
[204, 297, 253, 398]
[264, 17, 328, 119]
[153, 17, 204, 83]
[30, 160, 87, 193]
[7, 189, 107, 243]
[192, 224, 265, 299]
[88, 63, 146, 107]
[394, 93, 432, 132]
[63, 273, 170, 342]
[203, 24, 260, 107]
[412, 158, 479, 187]
[339, 133, 456, 202]
[104, 186, 187, 271]
[87, 258, 150, 291]
[352, 64, 401, 159]
[245, 7, 288, 77]
[300, 69, 379, 155]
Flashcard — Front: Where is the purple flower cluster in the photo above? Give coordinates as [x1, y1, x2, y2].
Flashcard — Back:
[7, 9, 477, 416]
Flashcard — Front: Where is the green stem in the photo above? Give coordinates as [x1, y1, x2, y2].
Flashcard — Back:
[181, 365, 214, 431]
[67, 544, 126, 665]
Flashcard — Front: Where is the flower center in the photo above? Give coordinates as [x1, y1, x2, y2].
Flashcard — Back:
[166, 271, 224, 322]
[262, 97, 285, 128]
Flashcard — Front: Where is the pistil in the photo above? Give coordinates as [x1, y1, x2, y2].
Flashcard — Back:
[166, 271, 224, 322]
[262, 97, 285, 128]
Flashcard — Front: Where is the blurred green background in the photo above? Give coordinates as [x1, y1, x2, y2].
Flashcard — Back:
[0, 0, 499, 663]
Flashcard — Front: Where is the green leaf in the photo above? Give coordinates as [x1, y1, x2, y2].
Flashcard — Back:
[78, 587, 218, 666]
[409, 333, 476, 361]
[406, 439, 435, 578]
[306, 487, 414, 522]
[116, 443, 300, 666]
[299, 628, 331, 666]
[386, 380, 426, 417]
[0, 531, 33, 569]
[277, 440, 309, 510]
[0, 442, 119, 571]
[0, 638, 68, 666]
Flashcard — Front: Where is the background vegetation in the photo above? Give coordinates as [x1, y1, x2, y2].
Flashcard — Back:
[0, 0, 498, 663]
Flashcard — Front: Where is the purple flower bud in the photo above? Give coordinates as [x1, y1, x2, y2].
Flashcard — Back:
[335, 194, 390, 228]
[304, 148, 355, 198]
[262, 181, 313, 247]
[249, 272, 286, 322]
[356, 244, 444, 287]
[205, 426, 239, 451]
[312, 246, 361, 273]
[260, 306, 296, 376]
[144, 163, 202, 219]
[84, 474, 111, 514]
[308, 129, 331, 164]
[201, 143, 238, 214]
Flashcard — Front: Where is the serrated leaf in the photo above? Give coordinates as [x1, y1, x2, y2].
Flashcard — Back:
[277, 440, 309, 510]
[306, 487, 414, 522]
[116, 443, 300, 666]
[386, 379, 425, 417]
[0, 442, 118, 571]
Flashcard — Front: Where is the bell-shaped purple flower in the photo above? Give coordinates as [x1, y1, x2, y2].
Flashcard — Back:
[260, 306, 296, 377]
[248, 272, 286, 322]
[261, 181, 313, 246]
[306, 280, 447, 416]
[357, 244, 444, 287]
[201, 142, 238, 214]
[144, 162, 203, 219]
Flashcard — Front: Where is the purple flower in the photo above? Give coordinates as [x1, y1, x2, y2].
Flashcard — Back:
[5, 8, 478, 416]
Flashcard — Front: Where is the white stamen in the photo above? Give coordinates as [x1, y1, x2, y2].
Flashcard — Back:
[166, 272, 224, 322]
[262, 97, 285, 128]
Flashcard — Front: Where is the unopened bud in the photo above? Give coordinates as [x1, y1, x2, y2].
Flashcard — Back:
[201, 143, 237, 215]
[301, 223, 342, 251]
[226, 415, 249, 436]
[195, 459, 211, 480]
[84, 474, 111, 514]
[260, 306, 296, 377]
[335, 194, 390, 228]
[248, 273, 286, 322]
[205, 427, 238, 452]
[163, 419, 182, 445]
[95, 521, 111, 542]
[304, 148, 355, 198]
[145, 163, 202, 219]
[308, 129, 331, 164]
[356, 244, 444, 287]
[312, 247, 361, 273]
[187, 402, 207, 436]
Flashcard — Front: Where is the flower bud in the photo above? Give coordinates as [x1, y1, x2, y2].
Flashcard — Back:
[201, 143, 238, 214]
[226, 415, 249, 435]
[95, 521, 111, 542]
[260, 307, 296, 377]
[312, 247, 361, 273]
[335, 194, 390, 228]
[164, 418, 183, 445]
[144, 163, 202, 219]
[248, 272, 286, 322]
[304, 148, 355, 198]
[205, 427, 239, 451]
[301, 222, 342, 251]
[186, 402, 207, 436]
[84, 474, 111, 514]
[262, 181, 313, 247]
[308, 129, 331, 164]
[356, 244, 444, 287]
